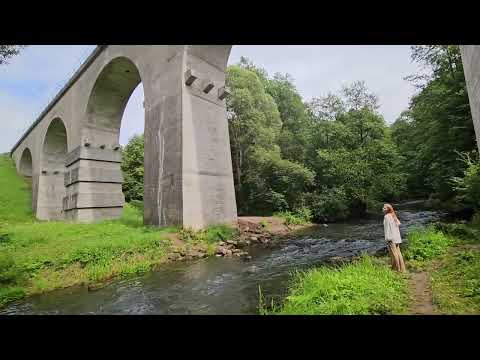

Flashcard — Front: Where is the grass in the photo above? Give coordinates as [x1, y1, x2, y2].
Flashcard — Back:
[429, 248, 480, 314]
[0, 155, 34, 224]
[261, 255, 409, 315]
[0, 155, 236, 308]
[274, 207, 312, 226]
[262, 223, 480, 315]
[403, 223, 480, 314]
[403, 226, 455, 262]
[179, 225, 239, 255]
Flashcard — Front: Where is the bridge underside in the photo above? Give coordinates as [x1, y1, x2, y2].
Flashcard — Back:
[11, 45, 238, 229]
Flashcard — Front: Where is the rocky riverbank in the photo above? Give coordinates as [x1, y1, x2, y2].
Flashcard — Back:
[164, 216, 316, 262]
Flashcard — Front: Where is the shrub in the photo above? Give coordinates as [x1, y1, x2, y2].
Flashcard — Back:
[275, 207, 312, 226]
[179, 225, 238, 245]
[0, 253, 25, 285]
[304, 189, 349, 223]
[434, 222, 480, 243]
[0, 287, 26, 307]
[404, 226, 454, 261]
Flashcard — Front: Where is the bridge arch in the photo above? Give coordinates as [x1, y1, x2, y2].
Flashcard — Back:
[36, 117, 68, 220]
[19, 147, 33, 177]
[86, 56, 143, 142]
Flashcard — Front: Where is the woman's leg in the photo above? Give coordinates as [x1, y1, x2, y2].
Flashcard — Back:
[387, 241, 399, 271]
[396, 244, 406, 272]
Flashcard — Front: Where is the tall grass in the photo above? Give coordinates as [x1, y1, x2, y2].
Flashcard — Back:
[430, 249, 480, 314]
[0, 156, 34, 224]
[262, 255, 408, 315]
[404, 226, 454, 261]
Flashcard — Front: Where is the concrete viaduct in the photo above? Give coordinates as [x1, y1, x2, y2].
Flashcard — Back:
[10, 45, 237, 229]
[9, 45, 480, 229]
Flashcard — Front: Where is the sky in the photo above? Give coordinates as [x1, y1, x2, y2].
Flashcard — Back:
[0, 45, 424, 153]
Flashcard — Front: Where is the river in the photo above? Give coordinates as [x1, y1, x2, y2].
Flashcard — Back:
[1, 201, 442, 315]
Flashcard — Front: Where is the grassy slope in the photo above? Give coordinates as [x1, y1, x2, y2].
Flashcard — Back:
[0, 155, 234, 307]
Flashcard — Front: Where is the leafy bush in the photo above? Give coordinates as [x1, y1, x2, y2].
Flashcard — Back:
[262, 255, 408, 315]
[0, 253, 25, 285]
[304, 189, 349, 223]
[275, 207, 312, 226]
[404, 226, 454, 261]
[0, 287, 26, 307]
[434, 222, 480, 243]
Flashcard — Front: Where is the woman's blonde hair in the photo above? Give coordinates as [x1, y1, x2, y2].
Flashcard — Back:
[384, 203, 401, 225]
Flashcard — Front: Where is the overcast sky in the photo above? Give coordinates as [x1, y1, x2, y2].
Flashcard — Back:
[0, 45, 423, 153]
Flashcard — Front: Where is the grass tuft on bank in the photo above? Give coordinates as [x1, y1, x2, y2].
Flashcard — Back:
[261, 255, 409, 315]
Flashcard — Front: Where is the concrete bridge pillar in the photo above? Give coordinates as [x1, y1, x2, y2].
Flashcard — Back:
[461, 45, 480, 151]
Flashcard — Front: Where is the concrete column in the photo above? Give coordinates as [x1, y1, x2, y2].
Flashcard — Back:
[63, 145, 125, 222]
[180, 46, 238, 229]
[461, 45, 480, 151]
[143, 52, 184, 226]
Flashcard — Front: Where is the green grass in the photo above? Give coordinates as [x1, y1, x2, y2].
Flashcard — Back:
[262, 255, 409, 315]
[403, 223, 480, 314]
[0, 155, 206, 307]
[430, 248, 480, 314]
[403, 226, 455, 262]
[179, 225, 239, 255]
[0, 155, 34, 224]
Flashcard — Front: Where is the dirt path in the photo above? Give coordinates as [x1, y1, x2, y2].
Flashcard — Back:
[408, 271, 438, 315]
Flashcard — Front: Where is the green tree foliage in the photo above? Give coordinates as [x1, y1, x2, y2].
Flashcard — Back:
[451, 152, 480, 212]
[391, 45, 476, 203]
[0, 45, 26, 65]
[306, 81, 406, 219]
[121, 134, 144, 202]
[227, 63, 315, 214]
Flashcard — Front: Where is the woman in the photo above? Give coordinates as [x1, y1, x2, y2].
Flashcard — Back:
[383, 203, 406, 272]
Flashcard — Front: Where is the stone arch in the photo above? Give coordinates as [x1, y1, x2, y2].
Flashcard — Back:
[19, 147, 33, 177]
[85, 56, 143, 145]
[37, 117, 68, 220]
[41, 117, 68, 171]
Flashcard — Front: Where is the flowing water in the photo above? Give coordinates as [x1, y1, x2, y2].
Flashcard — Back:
[1, 201, 442, 315]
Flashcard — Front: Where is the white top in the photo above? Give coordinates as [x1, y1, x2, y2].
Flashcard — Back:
[384, 214, 402, 244]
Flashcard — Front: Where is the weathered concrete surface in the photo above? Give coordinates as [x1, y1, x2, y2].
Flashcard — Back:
[11, 45, 238, 229]
[461, 45, 480, 150]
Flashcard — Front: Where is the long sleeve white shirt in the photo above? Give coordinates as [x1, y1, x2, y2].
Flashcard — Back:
[384, 214, 402, 244]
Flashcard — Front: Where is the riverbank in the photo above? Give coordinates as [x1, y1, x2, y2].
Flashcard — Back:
[0, 155, 313, 308]
[262, 222, 480, 315]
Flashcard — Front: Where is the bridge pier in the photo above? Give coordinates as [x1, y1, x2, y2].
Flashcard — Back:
[461, 45, 480, 151]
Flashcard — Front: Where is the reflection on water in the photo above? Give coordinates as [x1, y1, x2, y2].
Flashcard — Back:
[1, 203, 443, 315]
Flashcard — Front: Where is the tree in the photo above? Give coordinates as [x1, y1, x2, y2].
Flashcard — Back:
[392, 45, 477, 202]
[0, 45, 26, 65]
[121, 134, 144, 202]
